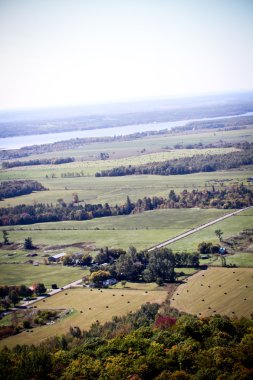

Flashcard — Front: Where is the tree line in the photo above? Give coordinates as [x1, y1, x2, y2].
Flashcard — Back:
[0, 185, 252, 226]
[0, 180, 47, 200]
[95, 148, 253, 177]
[2, 157, 74, 169]
[0, 303, 252, 379]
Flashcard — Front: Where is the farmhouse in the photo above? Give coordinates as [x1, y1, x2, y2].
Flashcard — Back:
[48, 252, 66, 263]
[103, 278, 117, 287]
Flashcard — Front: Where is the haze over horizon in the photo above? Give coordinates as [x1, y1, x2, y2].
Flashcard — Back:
[1, 0, 253, 111]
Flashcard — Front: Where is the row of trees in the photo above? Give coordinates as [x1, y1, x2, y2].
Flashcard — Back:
[0, 185, 252, 226]
[1, 305, 253, 379]
[2, 157, 74, 169]
[0, 283, 46, 309]
[0, 180, 47, 200]
[95, 148, 253, 177]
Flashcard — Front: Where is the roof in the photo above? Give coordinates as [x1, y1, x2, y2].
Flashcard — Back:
[50, 252, 66, 259]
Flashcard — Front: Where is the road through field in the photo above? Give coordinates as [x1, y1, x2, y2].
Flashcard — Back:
[20, 206, 252, 307]
[147, 206, 253, 252]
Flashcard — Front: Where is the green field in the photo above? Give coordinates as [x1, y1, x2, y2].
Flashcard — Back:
[1, 167, 253, 207]
[171, 267, 253, 318]
[215, 252, 253, 267]
[0, 287, 167, 348]
[0, 147, 241, 184]
[0, 208, 235, 287]
[0, 208, 231, 252]
[170, 209, 253, 252]
[0, 264, 86, 288]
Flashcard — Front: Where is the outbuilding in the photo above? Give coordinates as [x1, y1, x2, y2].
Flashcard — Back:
[48, 252, 66, 263]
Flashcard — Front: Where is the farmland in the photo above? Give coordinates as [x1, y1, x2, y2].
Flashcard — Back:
[0, 286, 167, 348]
[0, 208, 231, 255]
[0, 109, 253, 351]
[1, 166, 253, 207]
[171, 267, 253, 318]
[169, 208, 253, 252]
[0, 264, 86, 288]
[0, 147, 242, 183]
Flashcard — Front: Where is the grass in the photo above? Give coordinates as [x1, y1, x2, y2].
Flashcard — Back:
[169, 210, 253, 252]
[0, 287, 167, 348]
[0, 209, 231, 251]
[171, 267, 253, 318]
[0, 147, 238, 177]
[1, 167, 253, 207]
[214, 252, 253, 267]
[0, 264, 87, 288]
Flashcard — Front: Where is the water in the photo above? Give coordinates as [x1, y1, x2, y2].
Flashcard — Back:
[0, 112, 253, 150]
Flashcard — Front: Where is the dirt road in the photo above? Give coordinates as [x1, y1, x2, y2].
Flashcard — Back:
[147, 206, 252, 252]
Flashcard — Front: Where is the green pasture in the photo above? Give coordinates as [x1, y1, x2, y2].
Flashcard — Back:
[1, 166, 252, 207]
[215, 252, 253, 267]
[0, 264, 87, 288]
[0, 287, 167, 348]
[0, 209, 231, 251]
[170, 209, 253, 252]
[171, 267, 253, 318]
[0, 249, 30, 264]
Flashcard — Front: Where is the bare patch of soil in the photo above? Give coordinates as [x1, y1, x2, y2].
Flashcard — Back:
[46, 242, 96, 251]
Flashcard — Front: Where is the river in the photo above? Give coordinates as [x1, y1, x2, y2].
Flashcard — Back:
[0, 112, 253, 150]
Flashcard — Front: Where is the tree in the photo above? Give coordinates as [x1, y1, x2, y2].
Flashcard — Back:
[18, 284, 32, 298]
[33, 283, 46, 295]
[81, 254, 92, 266]
[220, 256, 227, 267]
[72, 193, 79, 203]
[198, 242, 213, 255]
[2, 230, 9, 245]
[115, 253, 141, 281]
[215, 229, 223, 242]
[9, 290, 19, 306]
[125, 196, 134, 214]
[0, 297, 10, 310]
[144, 248, 176, 283]
[23, 320, 31, 329]
[89, 270, 111, 287]
[24, 237, 34, 250]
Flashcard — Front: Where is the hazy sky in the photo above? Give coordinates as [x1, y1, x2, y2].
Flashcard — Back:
[1, 0, 253, 110]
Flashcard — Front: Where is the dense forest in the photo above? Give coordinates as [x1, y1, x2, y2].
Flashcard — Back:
[96, 148, 253, 177]
[2, 157, 74, 169]
[0, 185, 252, 226]
[0, 302, 253, 379]
[0, 180, 47, 200]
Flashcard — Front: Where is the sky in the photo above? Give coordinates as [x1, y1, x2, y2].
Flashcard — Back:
[0, 0, 253, 110]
